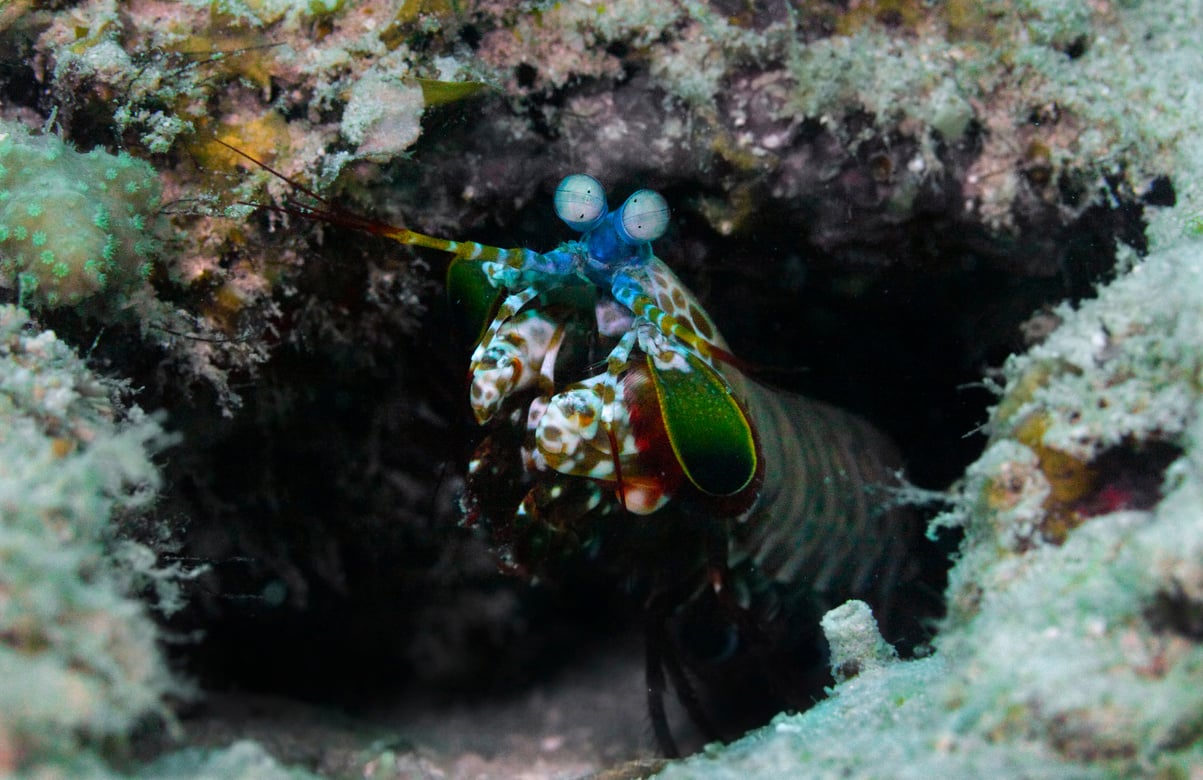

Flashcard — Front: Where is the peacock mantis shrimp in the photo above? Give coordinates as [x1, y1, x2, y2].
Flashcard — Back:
[222, 142, 921, 756]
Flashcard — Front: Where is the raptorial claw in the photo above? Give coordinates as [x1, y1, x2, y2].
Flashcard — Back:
[468, 309, 562, 424]
[536, 385, 606, 460]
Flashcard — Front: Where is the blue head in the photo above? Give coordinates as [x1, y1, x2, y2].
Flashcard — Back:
[554, 174, 670, 280]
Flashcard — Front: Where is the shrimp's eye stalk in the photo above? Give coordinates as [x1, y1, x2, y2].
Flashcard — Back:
[555, 174, 608, 233]
[616, 189, 669, 244]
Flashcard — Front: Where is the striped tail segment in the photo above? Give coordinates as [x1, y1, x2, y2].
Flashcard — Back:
[735, 382, 921, 637]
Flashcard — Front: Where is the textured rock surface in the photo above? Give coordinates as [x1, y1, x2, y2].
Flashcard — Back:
[1, 0, 1201, 776]
[0, 304, 178, 775]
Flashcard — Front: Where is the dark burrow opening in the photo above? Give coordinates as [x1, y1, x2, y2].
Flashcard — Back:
[137, 110, 1163, 760]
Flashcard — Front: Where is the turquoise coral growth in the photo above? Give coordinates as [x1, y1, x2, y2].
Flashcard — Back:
[0, 121, 162, 310]
[0, 304, 180, 774]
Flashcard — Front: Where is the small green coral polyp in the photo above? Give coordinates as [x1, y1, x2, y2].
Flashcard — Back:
[0, 123, 161, 309]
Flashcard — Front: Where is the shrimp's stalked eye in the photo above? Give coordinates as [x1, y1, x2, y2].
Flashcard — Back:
[554, 174, 607, 232]
[617, 189, 669, 244]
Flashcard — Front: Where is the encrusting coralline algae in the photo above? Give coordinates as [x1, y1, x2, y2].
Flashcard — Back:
[3, 0, 1203, 776]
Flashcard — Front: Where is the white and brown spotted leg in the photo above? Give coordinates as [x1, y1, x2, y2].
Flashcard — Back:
[469, 284, 543, 371]
[468, 309, 565, 424]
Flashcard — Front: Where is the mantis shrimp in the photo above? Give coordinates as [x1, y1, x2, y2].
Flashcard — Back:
[224, 142, 921, 755]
